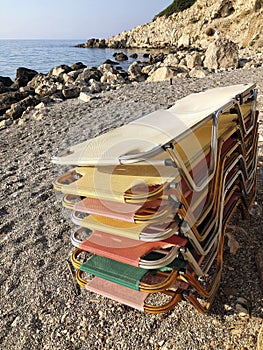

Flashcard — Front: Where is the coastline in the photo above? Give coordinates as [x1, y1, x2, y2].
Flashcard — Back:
[0, 67, 263, 349]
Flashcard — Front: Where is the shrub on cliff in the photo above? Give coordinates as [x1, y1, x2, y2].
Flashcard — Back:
[154, 0, 196, 19]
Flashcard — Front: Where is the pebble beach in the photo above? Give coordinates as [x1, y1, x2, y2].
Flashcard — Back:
[0, 67, 263, 350]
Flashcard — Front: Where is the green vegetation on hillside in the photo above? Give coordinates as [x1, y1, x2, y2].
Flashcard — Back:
[154, 0, 197, 19]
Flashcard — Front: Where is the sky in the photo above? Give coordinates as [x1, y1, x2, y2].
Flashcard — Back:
[0, 0, 172, 40]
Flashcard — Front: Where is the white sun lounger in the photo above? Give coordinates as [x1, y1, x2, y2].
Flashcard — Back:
[51, 83, 256, 167]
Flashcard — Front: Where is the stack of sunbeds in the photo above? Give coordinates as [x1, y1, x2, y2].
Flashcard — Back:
[52, 83, 258, 314]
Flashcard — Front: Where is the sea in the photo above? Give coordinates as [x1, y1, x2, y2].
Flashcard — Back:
[0, 39, 147, 80]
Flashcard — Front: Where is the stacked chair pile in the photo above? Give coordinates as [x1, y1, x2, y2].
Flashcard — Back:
[52, 83, 258, 314]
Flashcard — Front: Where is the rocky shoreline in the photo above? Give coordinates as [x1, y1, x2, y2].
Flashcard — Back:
[1, 39, 263, 131]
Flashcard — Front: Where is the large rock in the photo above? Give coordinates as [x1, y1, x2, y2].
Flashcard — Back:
[147, 67, 177, 82]
[113, 52, 128, 61]
[62, 85, 80, 99]
[89, 79, 103, 94]
[70, 62, 87, 70]
[5, 95, 39, 120]
[49, 65, 71, 78]
[35, 79, 58, 97]
[186, 52, 203, 69]
[188, 67, 207, 78]
[178, 33, 191, 48]
[128, 62, 146, 82]
[148, 52, 166, 64]
[0, 91, 30, 116]
[162, 54, 180, 67]
[14, 67, 38, 87]
[100, 71, 125, 85]
[0, 76, 13, 87]
[204, 37, 239, 70]
[76, 67, 102, 83]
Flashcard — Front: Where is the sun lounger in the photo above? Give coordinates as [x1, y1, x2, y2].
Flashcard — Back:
[52, 83, 258, 314]
[70, 227, 187, 269]
[52, 83, 256, 167]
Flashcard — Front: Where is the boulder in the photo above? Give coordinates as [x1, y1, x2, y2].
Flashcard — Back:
[141, 63, 159, 75]
[186, 52, 203, 69]
[62, 73, 75, 84]
[211, 0, 235, 19]
[35, 79, 58, 97]
[103, 59, 118, 65]
[0, 82, 9, 94]
[89, 79, 102, 94]
[162, 54, 179, 67]
[70, 62, 87, 70]
[178, 34, 190, 48]
[130, 53, 138, 59]
[27, 73, 46, 89]
[189, 67, 207, 78]
[148, 52, 166, 64]
[100, 71, 125, 85]
[114, 66, 129, 79]
[49, 64, 71, 77]
[0, 91, 30, 116]
[0, 76, 13, 87]
[128, 62, 146, 82]
[14, 67, 38, 88]
[113, 52, 128, 61]
[76, 67, 102, 83]
[204, 38, 239, 70]
[98, 63, 118, 75]
[62, 86, 80, 99]
[5, 95, 39, 120]
[147, 67, 177, 82]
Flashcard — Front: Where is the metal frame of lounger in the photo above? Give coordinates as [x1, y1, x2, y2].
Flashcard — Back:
[169, 125, 258, 242]
[178, 151, 257, 257]
[53, 84, 258, 314]
[182, 191, 251, 314]
[172, 170, 255, 314]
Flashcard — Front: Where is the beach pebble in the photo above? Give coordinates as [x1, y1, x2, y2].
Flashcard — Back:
[79, 91, 92, 102]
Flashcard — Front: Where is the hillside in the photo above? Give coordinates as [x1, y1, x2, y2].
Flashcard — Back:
[103, 0, 262, 50]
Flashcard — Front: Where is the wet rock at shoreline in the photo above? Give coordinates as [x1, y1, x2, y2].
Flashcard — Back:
[13, 67, 38, 88]
[113, 52, 128, 61]
[0, 76, 14, 87]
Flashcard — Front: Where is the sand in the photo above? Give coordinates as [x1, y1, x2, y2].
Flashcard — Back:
[0, 67, 262, 350]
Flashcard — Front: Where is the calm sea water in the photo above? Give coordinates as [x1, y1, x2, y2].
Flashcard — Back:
[0, 39, 146, 80]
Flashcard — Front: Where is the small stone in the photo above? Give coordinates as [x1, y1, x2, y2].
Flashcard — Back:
[79, 92, 92, 102]
[236, 303, 249, 316]
[236, 297, 248, 306]
[35, 102, 45, 109]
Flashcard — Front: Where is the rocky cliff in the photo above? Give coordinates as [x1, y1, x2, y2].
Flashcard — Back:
[83, 0, 262, 50]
